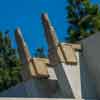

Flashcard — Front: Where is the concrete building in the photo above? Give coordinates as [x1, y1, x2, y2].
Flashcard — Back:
[0, 13, 99, 100]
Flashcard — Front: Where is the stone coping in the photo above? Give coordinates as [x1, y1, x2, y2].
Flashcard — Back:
[0, 98, 90, 100]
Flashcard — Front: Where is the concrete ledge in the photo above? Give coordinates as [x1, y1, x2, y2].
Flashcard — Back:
[0, 98, 87, 100]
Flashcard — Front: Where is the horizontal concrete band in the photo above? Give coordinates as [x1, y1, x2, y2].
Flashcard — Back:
[0, 98, 86, 100]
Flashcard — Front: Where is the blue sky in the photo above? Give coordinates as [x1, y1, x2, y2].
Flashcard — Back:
[0, 0, 99, 56]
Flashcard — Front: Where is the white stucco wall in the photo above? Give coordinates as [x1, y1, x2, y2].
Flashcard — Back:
[62, 52, 82, 98]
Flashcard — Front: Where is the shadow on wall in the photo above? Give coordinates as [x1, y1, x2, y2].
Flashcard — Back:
[0, 78, 66, 98]
[79, 49, 97, 99]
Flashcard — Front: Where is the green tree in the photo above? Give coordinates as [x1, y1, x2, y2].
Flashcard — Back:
[66, 0, 100, 43]
[4, 30, 11, 48]
[0, 31, 22, 92]
[34, 47, 46, 58]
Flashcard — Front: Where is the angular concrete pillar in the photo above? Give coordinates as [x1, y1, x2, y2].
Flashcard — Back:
[15, 28, 37, 80]
[15, 28, 49, 80]
[41, 13, 84, 99]
[41, 13, 58, 49]
[15, 28, 31, 64]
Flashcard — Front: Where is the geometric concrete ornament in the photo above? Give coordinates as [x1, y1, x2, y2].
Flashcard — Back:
[60, 44, 77, 64]
[31, 58, 49, 78]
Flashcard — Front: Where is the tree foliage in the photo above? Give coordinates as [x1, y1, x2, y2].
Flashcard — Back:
[66, 0, 100, 43]
[0, 31, 22, 92]
[34, 47, 46, 58]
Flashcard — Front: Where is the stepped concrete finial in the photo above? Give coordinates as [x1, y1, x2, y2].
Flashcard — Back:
[41, 13, 59, 49]
[15, 27, 31, 64]
[15, 27, 49, 80]
[41, 13, 83, 98]
[15, 27, 37, 80]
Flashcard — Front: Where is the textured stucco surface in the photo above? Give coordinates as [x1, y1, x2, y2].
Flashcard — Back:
[54, 51, 96, 99]
[0, 66, 64, 98]
[81, 32, 100, 98]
